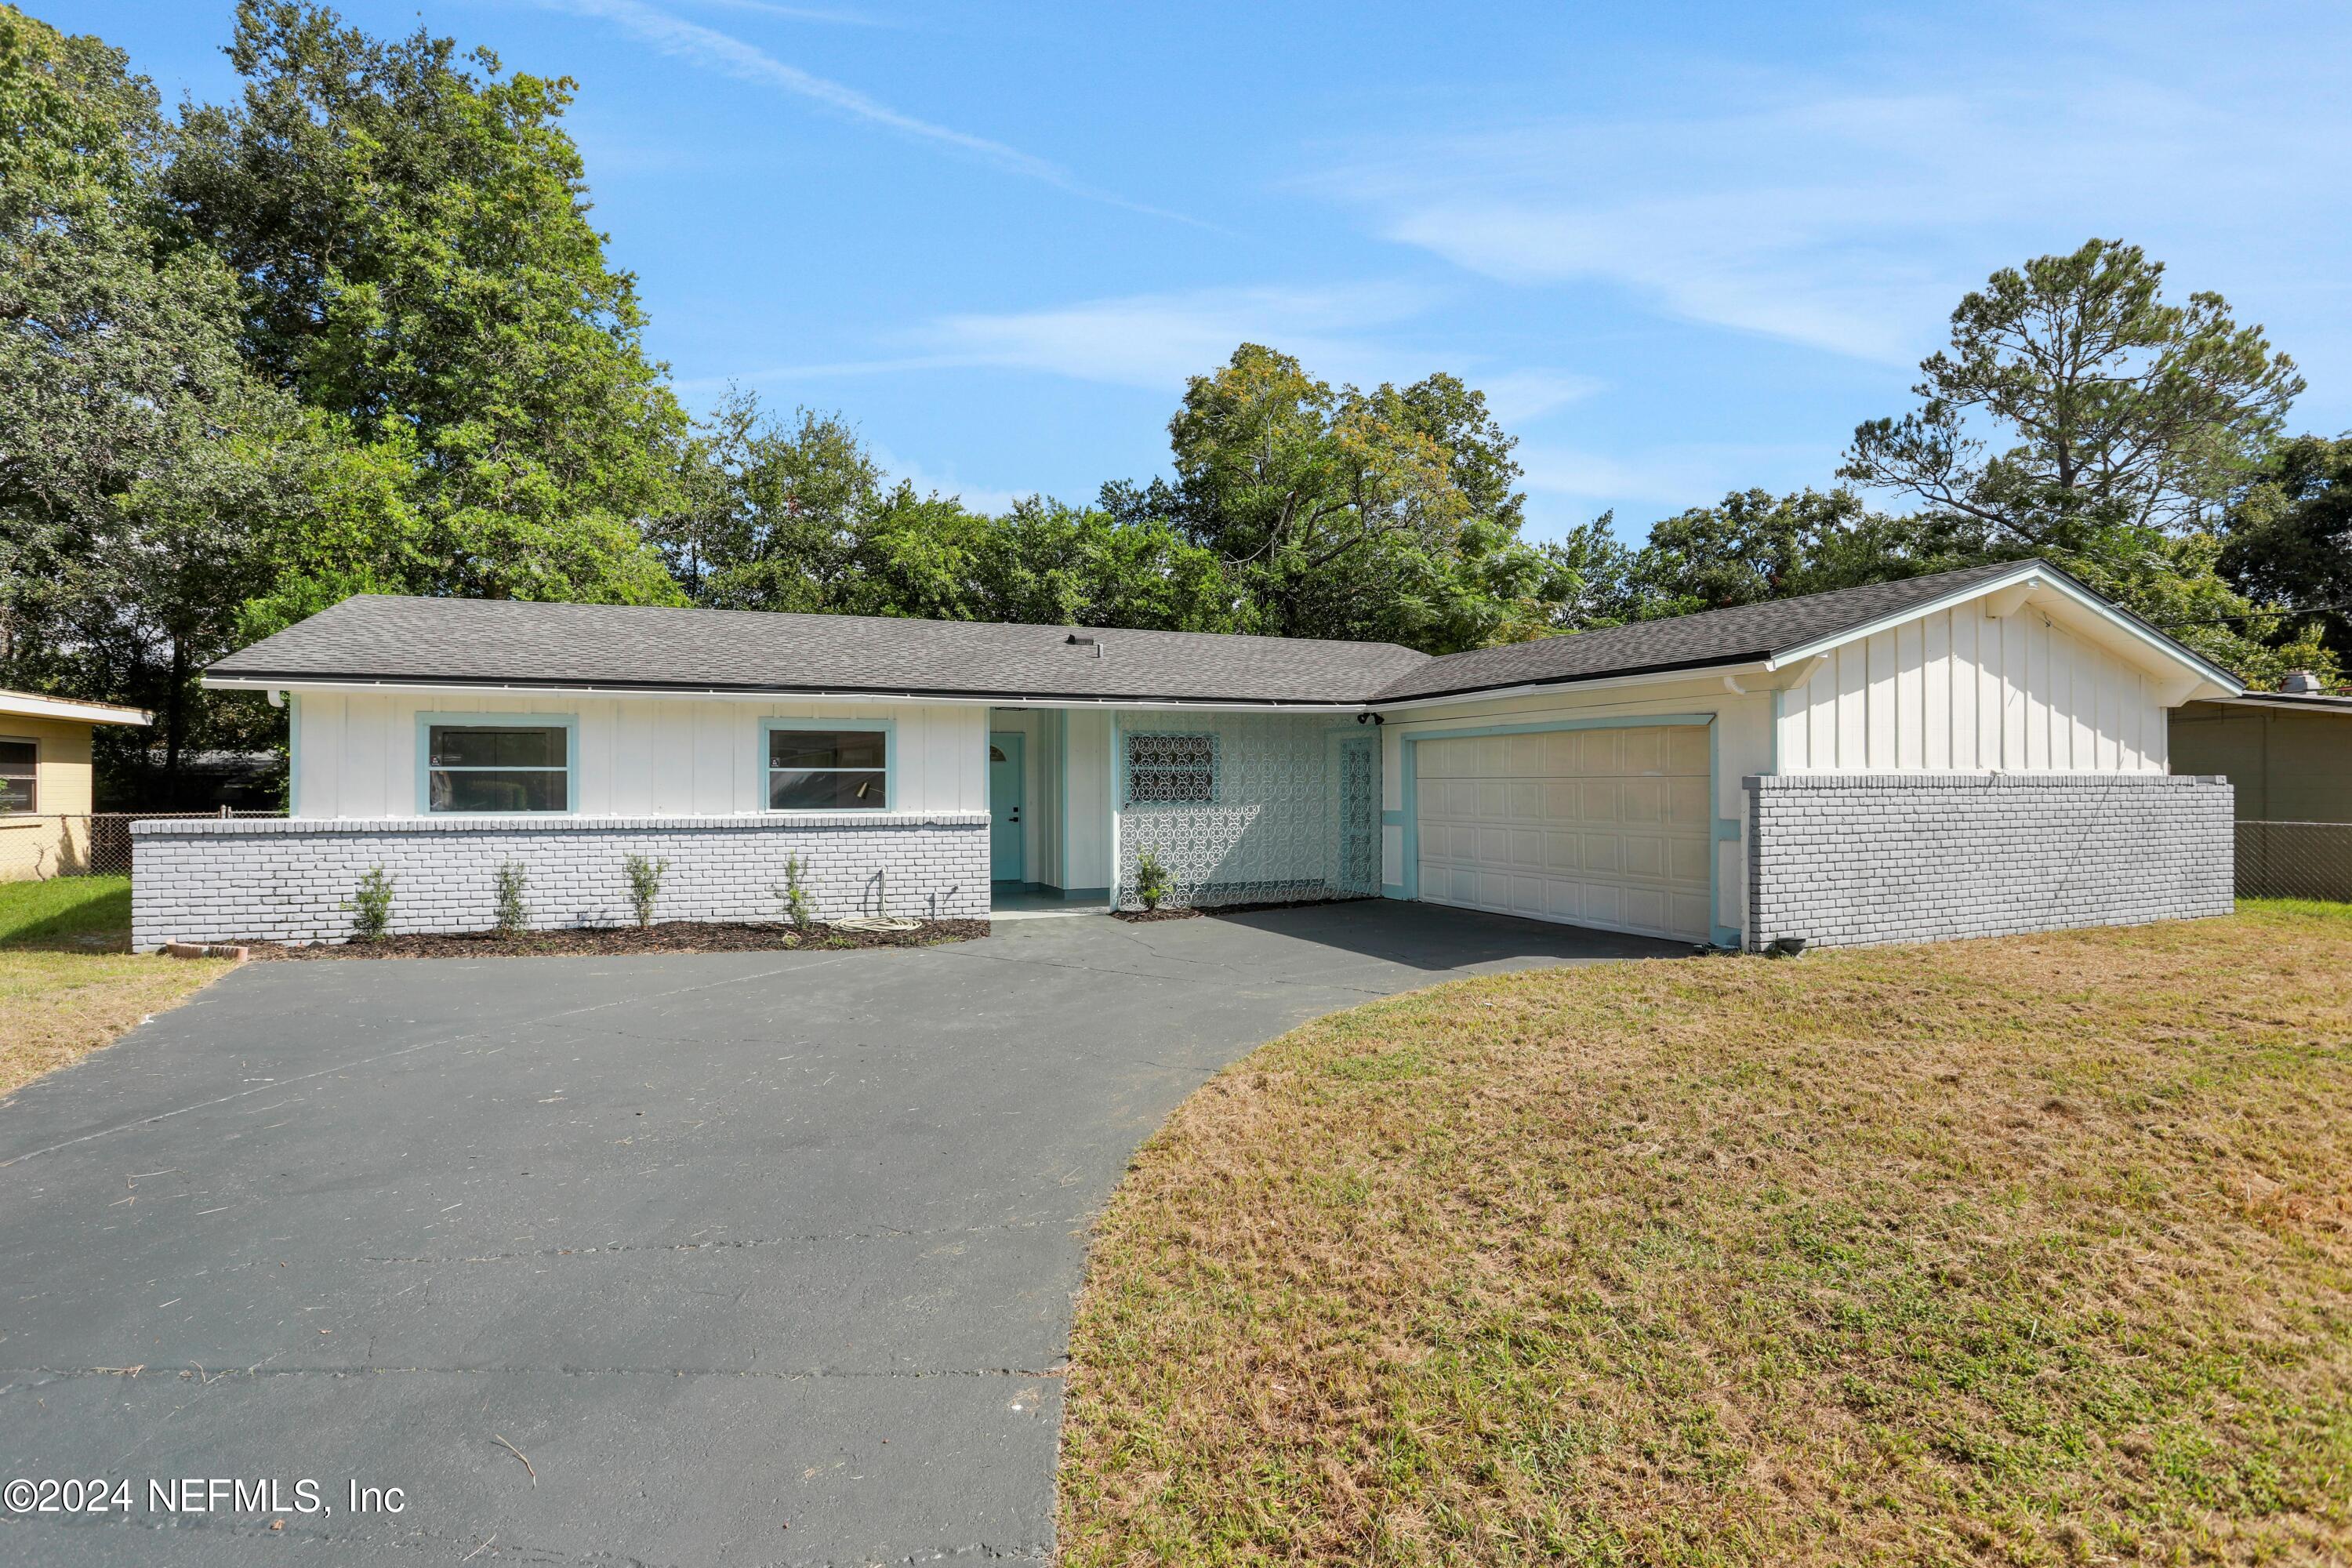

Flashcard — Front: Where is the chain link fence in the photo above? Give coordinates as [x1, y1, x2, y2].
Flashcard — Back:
[2236, 820, 2352, 902]
[0, 810, 283, 881]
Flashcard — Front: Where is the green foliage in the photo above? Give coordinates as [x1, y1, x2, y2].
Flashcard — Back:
[0, 4, 297, 798]
[1, 2, 686, 811]
[2220, 434, 2352, 676]
[1610, 488, 1975, 620]
[774, 855, 815, 931]
[622, 853, 667, 928]
[1138, 345, 1571, 648]
[341, 866, 394, 942]
[492, 861, 530, 938]
[1134, 851, 1171, 910]
[169, 2, 686, 607]
[1839, 238, 2316, 683]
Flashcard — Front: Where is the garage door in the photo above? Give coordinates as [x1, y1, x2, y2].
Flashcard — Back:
[1414, 724, 1711, 942]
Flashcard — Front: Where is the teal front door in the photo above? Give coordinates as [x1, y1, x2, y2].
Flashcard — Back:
[989, 731, 1025, 884]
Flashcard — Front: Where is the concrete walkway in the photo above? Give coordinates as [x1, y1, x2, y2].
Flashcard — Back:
[0, 903, 1683, 1566]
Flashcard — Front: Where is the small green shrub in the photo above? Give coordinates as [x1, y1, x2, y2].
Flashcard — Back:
[623, 853, 669, 928]
[1134, 851, 1171, 911]
[492, 861, 531, 938]
[774, 855, 815, 931]
[341, 866, 395, 942]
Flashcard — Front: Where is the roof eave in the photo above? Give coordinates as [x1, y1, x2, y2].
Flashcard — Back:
[201, 672, 1377, 713]
[1371, 656, 1775, 710]
[1763, 560, 2244, 699]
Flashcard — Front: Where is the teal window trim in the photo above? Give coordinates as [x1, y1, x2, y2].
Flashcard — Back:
[757, 717, 895, 812]
[1393, 713, 1739, 947]
[415, 712, 579, 816]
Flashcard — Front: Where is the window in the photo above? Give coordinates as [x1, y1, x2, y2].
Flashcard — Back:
[1126, 732, 1216, 806]
[765, 727, 887, 810]
[0, 739, 33, 812]
[425, 723, 569, 812]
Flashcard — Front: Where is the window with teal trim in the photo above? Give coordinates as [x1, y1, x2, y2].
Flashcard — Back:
[1125, 732, 1216, 806]
[426, 724, 568, 812]
[767, 728, 887, 809]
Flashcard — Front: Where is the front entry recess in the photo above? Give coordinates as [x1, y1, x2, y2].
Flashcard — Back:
[989, 731, 1025, 884]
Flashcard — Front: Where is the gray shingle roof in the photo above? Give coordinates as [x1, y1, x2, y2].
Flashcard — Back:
[207, 597, 1429, 705]
[210, 560, 2214, 707]
[1368, 561, 2034, 701]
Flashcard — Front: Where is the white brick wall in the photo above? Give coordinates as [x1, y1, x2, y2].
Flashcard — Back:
[131, 813, 990, 949]
[1745, 773, 2234, 951]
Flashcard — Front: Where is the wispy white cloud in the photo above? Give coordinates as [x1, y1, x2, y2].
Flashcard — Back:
[685, 285, 1611, 452]
[869, 441, 1033, 514]
[1474, 368, 1602, 425]
[1313, 5, 2352, 367]
[707, 282, 1446, 394]
[538, 0, 1196, 223]
[1518, 441, 1832, 511]
[670, 0, 900, 24]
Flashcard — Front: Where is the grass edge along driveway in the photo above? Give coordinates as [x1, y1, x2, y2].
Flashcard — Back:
[0, 876, 233, 1099]
[1058, 903, 2352, 1566]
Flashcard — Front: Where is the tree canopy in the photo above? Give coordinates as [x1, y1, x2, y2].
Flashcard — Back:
[1838, 239, 2330, 687]
[4, 0, 2346, 818]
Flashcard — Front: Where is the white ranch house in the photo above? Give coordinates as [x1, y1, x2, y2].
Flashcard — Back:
[135, 560, 2241, 951]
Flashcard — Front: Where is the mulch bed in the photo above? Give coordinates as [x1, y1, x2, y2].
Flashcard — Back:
[247, 918, 988, 960]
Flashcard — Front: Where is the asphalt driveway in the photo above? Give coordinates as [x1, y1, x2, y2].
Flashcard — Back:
[0, 902, 1683, 1566]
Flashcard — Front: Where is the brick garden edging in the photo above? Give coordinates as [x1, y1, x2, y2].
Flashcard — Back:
[131, 812, 989, 949]
[1744, 772, 2233, 951]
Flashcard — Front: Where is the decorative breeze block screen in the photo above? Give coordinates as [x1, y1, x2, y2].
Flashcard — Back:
[1116, 714, 1378, 911]
[1125, 732, 1218, 805]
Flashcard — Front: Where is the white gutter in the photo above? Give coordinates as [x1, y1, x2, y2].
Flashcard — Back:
[201, 675, 1374, 716]
[0, 691, 151, 726]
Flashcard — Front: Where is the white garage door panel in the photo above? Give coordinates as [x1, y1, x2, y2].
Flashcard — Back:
[1416, 724, 1711, 942]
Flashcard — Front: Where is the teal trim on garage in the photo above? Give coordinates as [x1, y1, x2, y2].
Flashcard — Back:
[1380, 808, 1405, 826]
[1397, 713, 1727, 946]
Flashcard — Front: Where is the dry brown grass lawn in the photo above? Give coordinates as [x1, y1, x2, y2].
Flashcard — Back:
[1059, 905, 2352, 1566]
[0, 877, 232, 1098]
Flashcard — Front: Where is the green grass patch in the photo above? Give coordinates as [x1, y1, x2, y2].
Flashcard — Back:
[0, 874, 229, 1099]
[0, 873, 132, 948]
[1062, 909, 2352, 1566]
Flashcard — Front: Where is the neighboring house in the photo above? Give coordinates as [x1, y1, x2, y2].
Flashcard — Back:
[135, 558, 2243, 951]
[2170, 681, 2352, 902]
[0, 688, 151, 880]
[2169, 684, 2352, 822]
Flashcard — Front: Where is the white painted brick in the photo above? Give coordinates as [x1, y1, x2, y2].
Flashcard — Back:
[131, 813, 989, 948]
[1741, 773, 2233, 950]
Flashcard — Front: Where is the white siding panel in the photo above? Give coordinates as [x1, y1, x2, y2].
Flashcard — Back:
[1896, 619, 1925, 770]
[1777, 601, 2174, 775]
[293, 693, 987, 818]
[1950, 608, 1980, 771]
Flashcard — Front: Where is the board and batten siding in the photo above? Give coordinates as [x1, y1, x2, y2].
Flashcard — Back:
[1773, 604, 2169, 774]
[289, 691, 986, 818]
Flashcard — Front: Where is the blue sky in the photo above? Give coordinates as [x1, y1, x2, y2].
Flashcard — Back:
[50, 0, 2352, 544]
